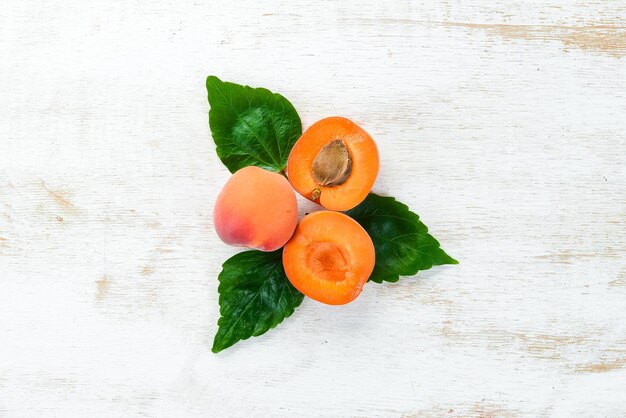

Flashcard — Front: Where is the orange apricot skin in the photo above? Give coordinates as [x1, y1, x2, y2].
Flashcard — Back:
[214, 166, 298, 252]
[287, 117, 379, 211]
[282, 211, 375, 305]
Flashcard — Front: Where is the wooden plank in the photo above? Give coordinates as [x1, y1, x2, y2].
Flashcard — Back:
[1, 0, 625, 416]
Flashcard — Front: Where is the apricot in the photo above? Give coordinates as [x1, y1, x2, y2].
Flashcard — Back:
[214, 166, 297, 252]
[287, 117, 379, 211]
[282, 211, 375, 305]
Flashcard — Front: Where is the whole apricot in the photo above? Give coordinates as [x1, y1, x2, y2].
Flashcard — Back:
[214, 166, 298, 252]
[282, 211, 375, 305]
[287, 117, 379, 211]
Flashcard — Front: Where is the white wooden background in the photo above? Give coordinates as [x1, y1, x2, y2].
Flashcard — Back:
[1, 1, 625, 417]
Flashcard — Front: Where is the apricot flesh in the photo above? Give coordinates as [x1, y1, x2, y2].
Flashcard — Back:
[214, 166, 298, 252]
[282, 211, 375, 305]
[287, 117, 379, 211]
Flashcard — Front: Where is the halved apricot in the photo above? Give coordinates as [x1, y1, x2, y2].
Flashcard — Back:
[287, 117, 379, 211]
[282, 211, 375, 305]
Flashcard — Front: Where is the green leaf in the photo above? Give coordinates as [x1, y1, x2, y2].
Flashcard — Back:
[212, 250, 304, 353]
[344, 193, 458, 283]
[206, 76, 302, 173]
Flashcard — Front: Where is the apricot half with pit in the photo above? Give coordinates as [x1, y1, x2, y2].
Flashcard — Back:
[214, 166, 298, 252]
[282, 211, 375, 305]
[287, 116, 379, 211]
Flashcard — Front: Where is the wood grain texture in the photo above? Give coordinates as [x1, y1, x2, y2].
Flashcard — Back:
[1, 0, 625, 417]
